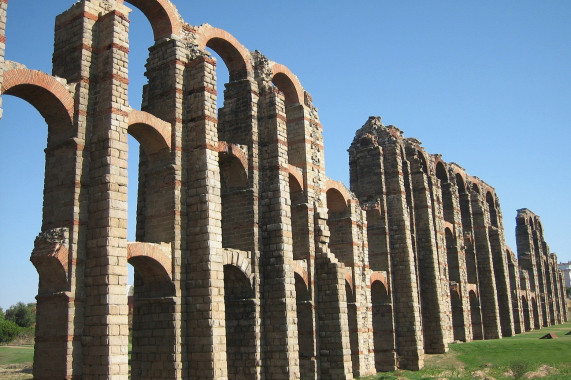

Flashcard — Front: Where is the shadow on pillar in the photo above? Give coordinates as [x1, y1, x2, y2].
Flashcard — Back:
[469, 291, 483, 340]
[224, 265, 257, 380]
[371, 280, 397, 371]
[295, 273, 316, 379]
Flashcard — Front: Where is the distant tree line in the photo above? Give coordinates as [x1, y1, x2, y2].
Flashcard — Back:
[0, 302, 36, 344]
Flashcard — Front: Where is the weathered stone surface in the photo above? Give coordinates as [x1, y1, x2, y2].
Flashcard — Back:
[0, 1, 566, 379]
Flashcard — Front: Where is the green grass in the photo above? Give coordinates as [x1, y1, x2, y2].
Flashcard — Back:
[0, 346, 34, 366]
[360, 320, 571, 380]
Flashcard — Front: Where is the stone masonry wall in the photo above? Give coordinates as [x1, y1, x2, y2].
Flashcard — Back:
[0, 1, 567, 379]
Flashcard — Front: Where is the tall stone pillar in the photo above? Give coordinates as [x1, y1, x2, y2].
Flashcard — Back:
[408, 153, 449, 353]
[488, 217, 514, 336]
[183, 54, 228, 379]
[516, 209, 544, 329]
[383, 141, 424, 369]
[349, 120, 398, 371]
[256, 85, 300, 379]
[507, 251, 525, 334]
[441, 177, 472, 342]
[129, 36, 187, 379]
[470, 187, 501, 339]
[314, 204, 353, 379]
[81, 3, 131, 378]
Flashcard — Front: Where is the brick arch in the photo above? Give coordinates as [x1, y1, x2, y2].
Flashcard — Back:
[293, 262, 309, 291]
[453, 169, 467, 193]
[127, 242, 172, 280]
[468, 286, 479, 298]
[485, 189, 496, 203]
[195, 24, 252, 81]
[435, 159, 448, 182]
[415, 149, 430, 174]
[325, 179, 350, 212]
[444, 224, 455, 236]
[270, 63, 304, 107]
[127, 109, 172, 156]
[218, 141, 248, 174]
[287, 164, 304, 192]
[31, 245, 69, 292]
[450, 284, 461, 297]
[222, 249, 253, 284]
[125, 0, 183, 41]
[1, 68, 74, 134]
[370, 271, 388, 291]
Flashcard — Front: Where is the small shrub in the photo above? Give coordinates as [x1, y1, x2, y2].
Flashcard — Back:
[509, 360, 532, 379]
[0, 319, 20, 343]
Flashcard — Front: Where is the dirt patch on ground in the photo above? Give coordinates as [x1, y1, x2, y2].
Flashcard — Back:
[423, 349, 464, 370]
[523, 364, 558, 379]
[0, 363, 33, 380]
[471, 368, 495, 379]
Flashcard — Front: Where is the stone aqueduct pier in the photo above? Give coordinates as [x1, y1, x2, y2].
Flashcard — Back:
[0, 0, 567, 379]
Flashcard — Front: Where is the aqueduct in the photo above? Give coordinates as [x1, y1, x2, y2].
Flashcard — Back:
[0, 0, 567, 379]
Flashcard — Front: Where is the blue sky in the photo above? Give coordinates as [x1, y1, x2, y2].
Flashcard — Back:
[1, 1, 570, 309]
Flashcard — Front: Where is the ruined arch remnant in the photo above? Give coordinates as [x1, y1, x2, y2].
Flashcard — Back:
[0, 1, 567, 379]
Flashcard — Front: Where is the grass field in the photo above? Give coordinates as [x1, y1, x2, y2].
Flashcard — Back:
[360, 320, 571, 379]
[0, 320, 569, 379]
[0, 345, 33, 380]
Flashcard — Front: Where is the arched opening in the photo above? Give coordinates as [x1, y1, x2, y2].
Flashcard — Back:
[451, 290, 465, 341]
[0, 82, 76, 377]
[507, 255, 522, 334]
[366, 208, 389, 272]
[546, 264, 555, 325]
[290, 173, 309, 260]
[522, 296, 531, 331]
[128, 245, 176, 379]
[200, 30, 252, 148]
[486, 192, 498, 228]
[371, 280, 395, 371]
[127, 124, 177, 377]
[224, 265, 256, 379]
[326, 188, 352, 267]
[445, 228, 460, 284]
[270, 69, 305, 168]
[436, 162, 453, 224]
[295, 272, 315, 379]
[446, 229, 465, 341]
[456, 174, 478, 284]
[219, 153, 253, 251]
[469, 291, 483, 340]
[126, 6, 154, 110]
[0, 97, 44, 307]
[125, 0, 183, 41]
[531, 297, 540, 330]
[531, 230, 547, 327]
[345, 279, 359, 377]
[409, 150, 447, 353]
[552, 265, 562, 323]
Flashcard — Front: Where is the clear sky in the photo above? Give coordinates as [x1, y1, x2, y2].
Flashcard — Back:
[1, 1, 570, 310]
